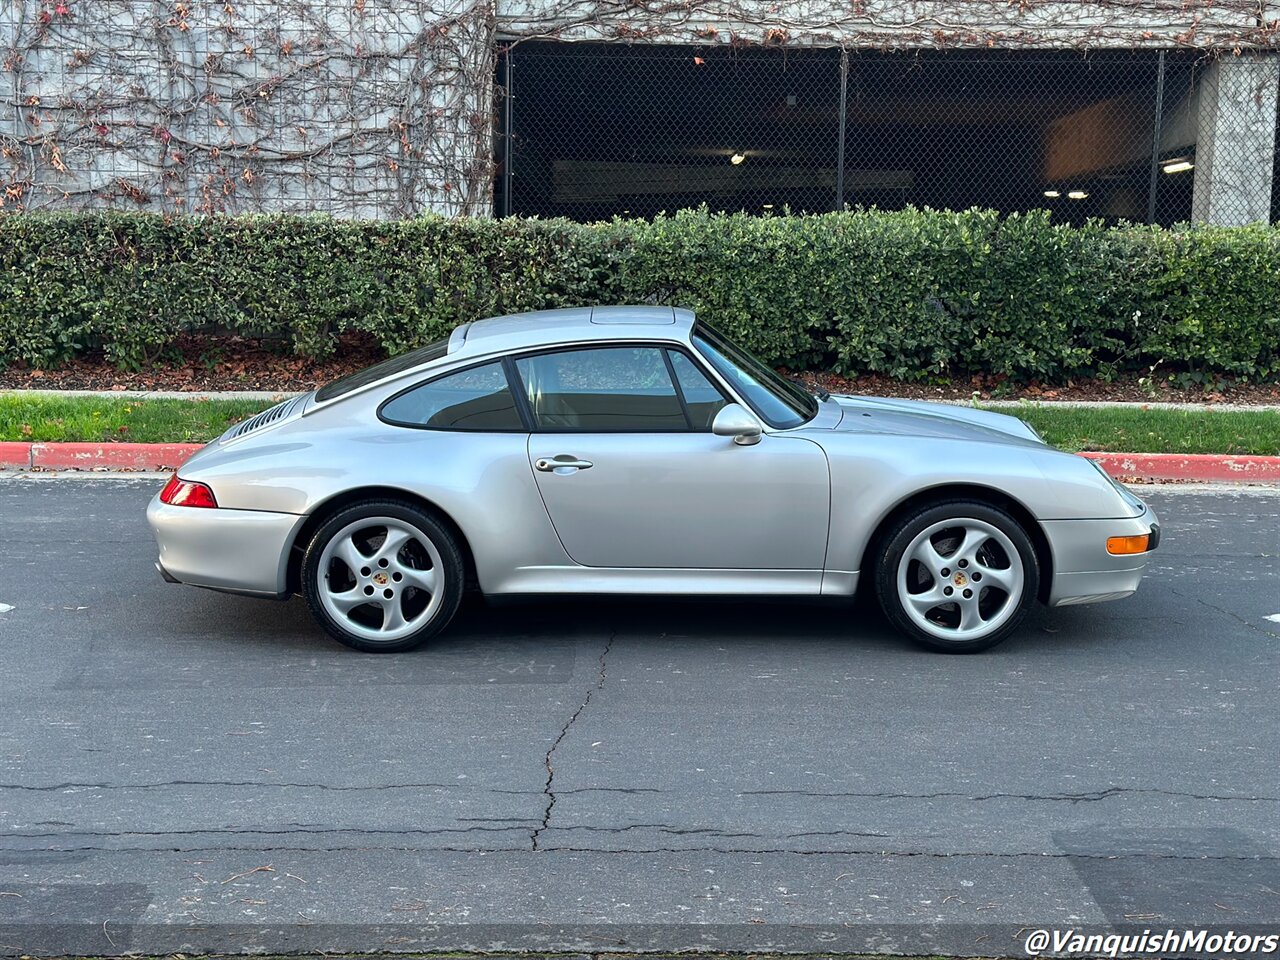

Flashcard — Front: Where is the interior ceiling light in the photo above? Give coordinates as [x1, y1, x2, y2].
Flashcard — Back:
[1162, 159, 1195, 174]
[1043, 190, 1061, 198]
[1068, 190, 1089, 200]
[730, 152, 746, 165]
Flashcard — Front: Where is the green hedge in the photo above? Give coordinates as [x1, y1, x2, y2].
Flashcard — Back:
[3, 208, 1280, 383]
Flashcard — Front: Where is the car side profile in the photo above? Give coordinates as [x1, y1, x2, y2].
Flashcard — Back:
[148, 306, 1160, 653]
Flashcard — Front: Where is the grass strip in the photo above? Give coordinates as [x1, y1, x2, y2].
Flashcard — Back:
[1, 392, 1278, 455]
[987, 403, 1280, 456]
[0, 393, 275, 443]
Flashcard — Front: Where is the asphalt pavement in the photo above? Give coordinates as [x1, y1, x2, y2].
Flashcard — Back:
[1, 477, 1278, 957]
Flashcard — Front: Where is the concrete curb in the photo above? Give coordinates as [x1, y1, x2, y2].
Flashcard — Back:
[2, 442, 1279, 482]
[971, 399, 1280, 412]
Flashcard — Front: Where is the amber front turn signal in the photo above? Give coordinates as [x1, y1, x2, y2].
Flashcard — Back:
[1106, 534, 1150, 555]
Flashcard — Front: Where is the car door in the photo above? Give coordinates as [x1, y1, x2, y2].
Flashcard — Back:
[516, 344, 830, 570]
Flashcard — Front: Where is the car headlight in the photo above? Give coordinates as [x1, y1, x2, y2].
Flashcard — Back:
[1087, 458, 1147, 516]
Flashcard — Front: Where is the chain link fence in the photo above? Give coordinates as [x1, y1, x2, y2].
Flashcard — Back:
[497, 43, 1278, 227]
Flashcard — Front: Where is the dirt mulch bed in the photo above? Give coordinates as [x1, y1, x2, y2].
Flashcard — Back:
[0, 335, 386, 394]
[3, 334, 1280, 404]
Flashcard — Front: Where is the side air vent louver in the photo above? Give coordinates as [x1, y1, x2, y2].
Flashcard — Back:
[228, 396, 303, 440]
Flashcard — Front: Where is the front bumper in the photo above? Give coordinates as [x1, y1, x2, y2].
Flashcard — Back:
[147, 494, 304, 598]
[1041, 506, 1161, 607]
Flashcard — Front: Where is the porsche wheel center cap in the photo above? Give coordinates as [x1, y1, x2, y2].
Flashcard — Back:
[373, 571, 390, 586]
[952, 572, 968, 588]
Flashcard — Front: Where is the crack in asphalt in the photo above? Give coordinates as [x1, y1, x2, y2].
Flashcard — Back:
[1195, 595, 1280, 643]
[7, 782, 1275, 803]
[541, 825, 891, 839]
[0, 780, 532, 794]
[531, 631, 616, 851]
[0, 781, 664, 796]
[2, 825, 537, 840]
[741, 786, 1280, 803]
[5, 841, 1278, 862]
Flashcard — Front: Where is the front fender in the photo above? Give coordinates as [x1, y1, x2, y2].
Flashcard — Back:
[815, 434, 1136, 576]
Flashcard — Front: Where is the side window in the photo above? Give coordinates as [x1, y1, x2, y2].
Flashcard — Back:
[381, 361, 524, 431]
[670, 351, 729, 429]
[514, 347, 687, 431]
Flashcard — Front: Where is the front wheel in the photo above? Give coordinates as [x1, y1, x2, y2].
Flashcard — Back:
[874, 500, 1040, 653]
[302, 500, 464, 653]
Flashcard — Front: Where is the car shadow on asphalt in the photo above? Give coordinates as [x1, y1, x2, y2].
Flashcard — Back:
[163, 584, 1143, 659]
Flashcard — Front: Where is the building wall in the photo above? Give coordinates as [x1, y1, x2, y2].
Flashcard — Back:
[2, 0, 1277, 218]
[498, 0, 1274, 48]
[1, 0, 495, 216]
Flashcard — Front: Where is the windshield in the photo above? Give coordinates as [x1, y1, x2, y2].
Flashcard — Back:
[316, 338, 450, 402]
[692, 323, 818, 429]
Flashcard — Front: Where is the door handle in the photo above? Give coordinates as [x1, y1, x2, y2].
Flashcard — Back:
[535, 456, 593, 472]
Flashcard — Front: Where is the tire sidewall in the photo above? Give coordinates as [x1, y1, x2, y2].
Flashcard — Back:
[875, 500, 1040, 654]
[302, 500, 464, 653]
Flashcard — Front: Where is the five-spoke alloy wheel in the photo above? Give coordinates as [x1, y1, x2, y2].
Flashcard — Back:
[874, 500, 1039, 653]
[302, 500, 464, 653]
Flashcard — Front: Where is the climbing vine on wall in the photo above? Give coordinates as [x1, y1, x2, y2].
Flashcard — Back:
[2, 0, 1278, 218]
[499, 0, 1280, 50]
[1, 0, 496, 216]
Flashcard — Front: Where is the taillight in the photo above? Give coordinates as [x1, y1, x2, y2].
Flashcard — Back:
[159, 473, 218, 508]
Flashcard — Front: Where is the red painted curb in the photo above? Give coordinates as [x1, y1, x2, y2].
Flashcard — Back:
[28, 442, 203, 472]
[0, 442, 33, 470]
[1080, 451, 1280, 483]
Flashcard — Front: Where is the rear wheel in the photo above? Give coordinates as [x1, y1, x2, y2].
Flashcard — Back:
[874, 500, 1039, 653]
[301, 500, 464, 653]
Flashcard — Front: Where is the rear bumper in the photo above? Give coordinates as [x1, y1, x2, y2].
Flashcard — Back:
[1041, 507, 1160, 607]
[147, 494, 304, 597]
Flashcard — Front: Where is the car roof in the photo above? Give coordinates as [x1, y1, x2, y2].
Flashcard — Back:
[450, 305, 696, 359]
[311, 306, 700, 409]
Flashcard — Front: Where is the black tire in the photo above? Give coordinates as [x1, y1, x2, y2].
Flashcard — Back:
[873, 499, 1040, 654]
[301, 499, 465, 653]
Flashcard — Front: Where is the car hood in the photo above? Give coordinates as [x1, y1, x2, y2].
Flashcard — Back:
[824, 395, 1044, 447]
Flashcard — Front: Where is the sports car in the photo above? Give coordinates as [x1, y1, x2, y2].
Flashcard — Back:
[148, 306, 1160, 653]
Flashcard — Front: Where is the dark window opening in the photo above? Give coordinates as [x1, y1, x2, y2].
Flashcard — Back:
[496, 44, 1207, 226]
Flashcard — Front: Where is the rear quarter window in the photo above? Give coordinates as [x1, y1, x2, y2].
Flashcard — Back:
[380, 361, 524, 431]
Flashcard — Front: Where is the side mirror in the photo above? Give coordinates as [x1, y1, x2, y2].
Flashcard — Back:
[711, 403, 763, 446]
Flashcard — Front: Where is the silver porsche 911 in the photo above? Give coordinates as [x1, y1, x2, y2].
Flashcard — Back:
[148, 306, 1160, 654]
